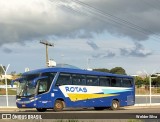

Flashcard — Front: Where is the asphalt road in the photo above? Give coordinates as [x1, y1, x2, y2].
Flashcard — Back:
[0, 107, 160, 121]
[135, 96, 160, 104]
[0, 95, 160, 106]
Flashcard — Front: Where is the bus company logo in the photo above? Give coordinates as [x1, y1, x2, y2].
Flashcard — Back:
[65, 86, 87, 93]
[2, 114, 11, 119]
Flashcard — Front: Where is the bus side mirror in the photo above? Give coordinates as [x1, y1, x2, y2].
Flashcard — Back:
[11, 78, 22, 87]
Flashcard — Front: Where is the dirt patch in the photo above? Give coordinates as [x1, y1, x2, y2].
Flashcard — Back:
[0, 88, 6, 95]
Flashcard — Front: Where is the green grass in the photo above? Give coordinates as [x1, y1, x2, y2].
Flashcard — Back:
[0, 81, 17, 95]
[136, 87, 160, 95]
[0, 88, 16, 95]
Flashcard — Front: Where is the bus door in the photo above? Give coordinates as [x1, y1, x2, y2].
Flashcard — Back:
[36, 77, 52, 108]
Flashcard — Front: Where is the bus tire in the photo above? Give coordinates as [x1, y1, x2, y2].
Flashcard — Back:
[110, 100, 119, 110]
[53, 100, 64, 112]
[36, 108, 47, 112]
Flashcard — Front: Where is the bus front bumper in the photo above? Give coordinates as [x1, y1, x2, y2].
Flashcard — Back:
[16, 97, 39, 108]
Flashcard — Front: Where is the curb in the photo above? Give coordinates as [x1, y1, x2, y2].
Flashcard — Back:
[134, 103, 160, 106]
[0, 104, 160, 111]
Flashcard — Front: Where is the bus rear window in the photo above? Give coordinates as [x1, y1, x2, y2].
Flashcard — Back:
[122, 78, 133, 87]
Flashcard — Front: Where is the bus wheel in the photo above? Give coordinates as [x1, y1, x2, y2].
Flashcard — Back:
[53, 100, 64, 112]
[36, 108, 46, 112]
[110, 100, 119, 110]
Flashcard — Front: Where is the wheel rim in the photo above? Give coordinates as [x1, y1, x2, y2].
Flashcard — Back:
[56, 103, 62, 109]
[113, 102, 117, 108]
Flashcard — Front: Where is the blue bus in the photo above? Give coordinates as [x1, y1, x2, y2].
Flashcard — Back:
[12, 67, 135, 112]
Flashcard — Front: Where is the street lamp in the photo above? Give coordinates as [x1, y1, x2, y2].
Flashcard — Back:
[0, 64, 10, 107]
[143, 70, 159, 106]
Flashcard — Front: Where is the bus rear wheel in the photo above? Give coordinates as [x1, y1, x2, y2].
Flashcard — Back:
[36, 108, 47, 112]
[110, 100, 119, 110]
[53, 100, 64, 112]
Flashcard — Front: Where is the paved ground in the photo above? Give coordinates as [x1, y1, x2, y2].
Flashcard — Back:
[1, 95, 160, 106]
[0, 103, 160, 111]
[0, 106, 160, 122]
[0, 95, 160, 122]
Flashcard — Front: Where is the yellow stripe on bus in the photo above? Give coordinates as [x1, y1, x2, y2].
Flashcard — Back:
[67, 93, 118, 101]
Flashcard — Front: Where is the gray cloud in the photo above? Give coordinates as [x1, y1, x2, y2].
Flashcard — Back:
[86, 40, 115, 58]
[0, 0, 160, 46]
[120, 42, 152, 57]
[2, 47, 12, 54]
[86, 40, 99, 50]
[92, 51, 116, 59]
[54, 0, 160, 41]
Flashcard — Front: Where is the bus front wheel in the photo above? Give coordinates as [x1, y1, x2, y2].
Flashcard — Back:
[36, 108, 47, 112]
[110, 100, 119, 110]
[53, 100, 64, 112]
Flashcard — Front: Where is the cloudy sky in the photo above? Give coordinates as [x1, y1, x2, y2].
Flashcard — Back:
[1, 0, 160, 75]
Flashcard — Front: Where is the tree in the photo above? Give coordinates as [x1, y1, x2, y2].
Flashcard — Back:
[152, 76, 160, 86]
[11, 71, 16, 75]
[0, 66, 6, 75]
[93, 68, 110, 73]
[134, 76, 143, 88]
[110, 67, 126, 75]
[143, 76, 149, 85]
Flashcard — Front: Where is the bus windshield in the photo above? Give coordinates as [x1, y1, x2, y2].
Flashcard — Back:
[17, 74, 39, 97]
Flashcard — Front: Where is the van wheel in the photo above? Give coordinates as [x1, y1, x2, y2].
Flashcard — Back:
[36, 108, 46, 112]
[53, 100, 64, 112]
[110, 100, 119, 110]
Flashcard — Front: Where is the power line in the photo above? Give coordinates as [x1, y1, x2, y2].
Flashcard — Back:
[141, 0, 160, 9]
[70, 0, 160, 40]
[50, 0, 160, 42]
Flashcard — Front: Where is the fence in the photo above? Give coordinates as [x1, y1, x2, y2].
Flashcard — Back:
[136, 85, 160, 95]
[0, 85, 160, 107]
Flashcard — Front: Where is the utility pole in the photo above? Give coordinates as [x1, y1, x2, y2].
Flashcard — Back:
[40, 40, 54, 67]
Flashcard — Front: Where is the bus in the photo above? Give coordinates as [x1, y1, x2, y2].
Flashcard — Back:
[11, 67, 135, 112]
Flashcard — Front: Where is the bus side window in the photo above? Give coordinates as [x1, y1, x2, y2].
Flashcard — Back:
[99, 77, 110, 86]
[111, 78, 121, 87]
[72, 74, 81, 85]
[86, 75, 99, 86]
[81, 75, 86, 85]
[38, 78, 48, 94]
[122, 78, 133, 87]
[72, 74, 86, 85]
[56, 73, 71, 86]
[41, 72, 56, 92]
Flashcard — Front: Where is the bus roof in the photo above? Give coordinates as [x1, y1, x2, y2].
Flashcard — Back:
[23, 67, 133, 78]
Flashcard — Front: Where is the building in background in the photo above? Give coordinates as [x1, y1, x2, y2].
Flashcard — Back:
[0, 75, 13, 80]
